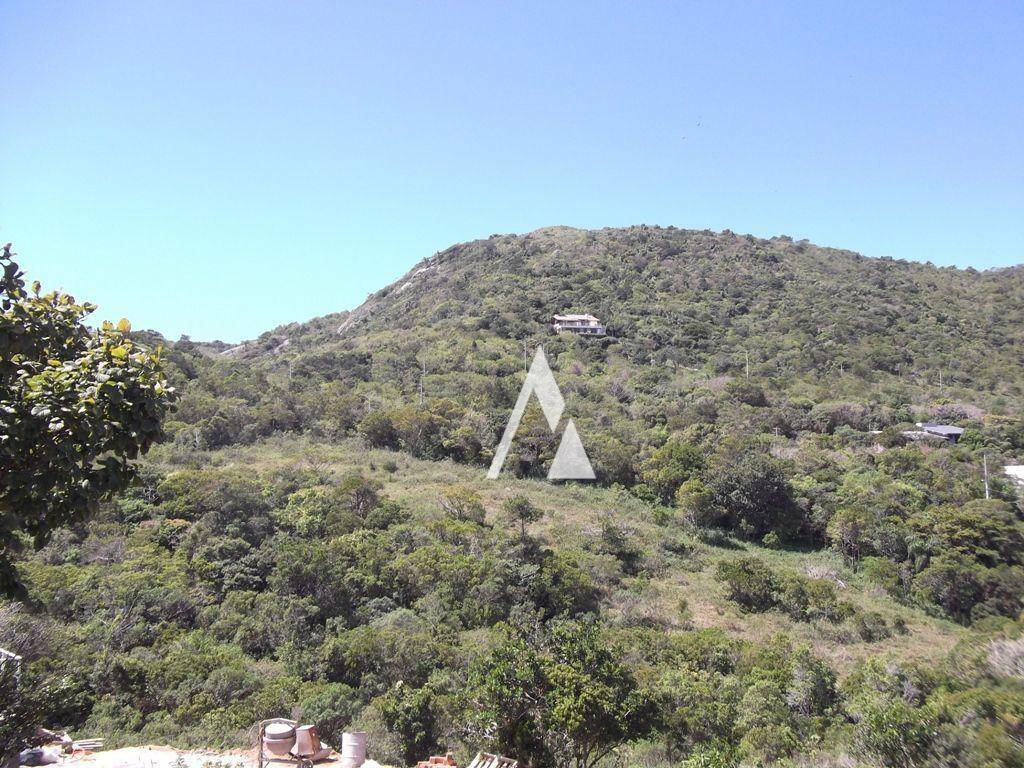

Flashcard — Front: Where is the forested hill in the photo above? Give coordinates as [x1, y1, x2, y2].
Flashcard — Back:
[8, 229, 1024, 766]
[154, 225, 1024, 498]
[230, 225, 1024, 396]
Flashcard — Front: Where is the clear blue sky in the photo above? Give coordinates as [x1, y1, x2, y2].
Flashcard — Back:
[2, 1, 1022, 342]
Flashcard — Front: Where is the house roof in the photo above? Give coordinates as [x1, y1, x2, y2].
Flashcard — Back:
[553, 313, 600, 322]
[920, 423, 965, 436]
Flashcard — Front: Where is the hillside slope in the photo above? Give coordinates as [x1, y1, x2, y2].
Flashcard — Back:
[161, 225, 1024, 504]
[152, 223, 1024, 626]
[7, 227, 1024, 767]
[241, 225, 1024, 395]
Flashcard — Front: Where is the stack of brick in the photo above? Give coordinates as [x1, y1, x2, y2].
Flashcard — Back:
[415, 752, 458, 768]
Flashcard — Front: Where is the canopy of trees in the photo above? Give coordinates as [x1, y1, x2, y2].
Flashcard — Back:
[4, 230, 1023, 766]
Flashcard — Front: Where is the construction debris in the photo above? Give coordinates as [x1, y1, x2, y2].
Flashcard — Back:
[415, 753, 456, 768]
[71, 741, 104, 753]
[466, 754, 518, 768]
[413, 750, 518, 768]
[17, 730, 104, 764]
[18, 748, 60, 767]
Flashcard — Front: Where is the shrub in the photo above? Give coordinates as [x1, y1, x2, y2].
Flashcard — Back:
[298, 683, 362, 745]
[803, 579, 851, 622]
[707, 452, 801, 539]
[676, 745, 737, 768]
[502, 494, 542, 541]
[912, 555, 985, 624]
[736, 679, 798, 761]
[322, 619, 450, 696]
[359, 411, 399, 449]
[726, 379, 769, 407]
[640, 440, 705, 505]
[908, 500, 1024, 568]
[599, 519, 645, 576]
[675, 478, 718, 527]
[438, 485, 486, 525]
[848, 611, 896, 642]
[861, 556, 902, 594]
[376, 682, 439, 767]
[658, 665, 740, 758]
[715, 557, 777, 613]
[677, 597, 693, 626]
[715, 558, 852, 624]
[852, 697, 938, 767]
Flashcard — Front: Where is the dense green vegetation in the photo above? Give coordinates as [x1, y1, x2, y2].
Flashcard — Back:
[0, 244, 175, 757]
[0, 244, 174, 595]
[5, 441, 1022, 767]
[157, 226, 1024, 625]
[3, 228, 1023, 766]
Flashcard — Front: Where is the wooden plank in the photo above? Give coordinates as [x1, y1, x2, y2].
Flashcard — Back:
[467, 751, 518, 768]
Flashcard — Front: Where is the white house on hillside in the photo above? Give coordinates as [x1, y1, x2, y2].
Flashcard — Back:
[552, 313, 606, 336]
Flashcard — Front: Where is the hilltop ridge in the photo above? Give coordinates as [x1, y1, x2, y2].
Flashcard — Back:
[215, 226, 1022, 411]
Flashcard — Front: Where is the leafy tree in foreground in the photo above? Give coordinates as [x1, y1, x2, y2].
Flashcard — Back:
[0, 244, 175, 594]
[470, 618, 654, 768]
[540, 620, 655, 768]
[376, 681, 439, 767]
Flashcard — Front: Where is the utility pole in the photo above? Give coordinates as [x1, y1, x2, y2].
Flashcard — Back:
[418, 359, 427, 405]
[983, 453, 990, 500]
[744, 349, 749, 379]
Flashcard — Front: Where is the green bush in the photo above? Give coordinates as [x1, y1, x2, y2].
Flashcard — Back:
[298, 683, 362, 745]
[707, 452, 802, 540]
[640, 440, 705, 505]
[715, 557, 777, 612]
[847, 611, 898, 642]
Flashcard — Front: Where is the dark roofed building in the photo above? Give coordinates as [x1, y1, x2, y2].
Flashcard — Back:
[918, 423, 965, 443]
